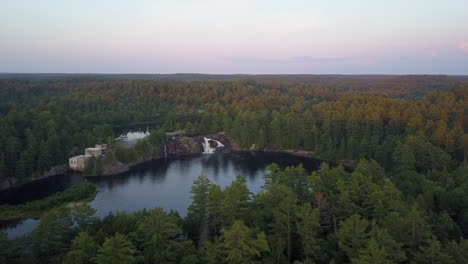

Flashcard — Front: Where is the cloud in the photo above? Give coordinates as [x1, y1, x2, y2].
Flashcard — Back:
[459, 42, 468, 54]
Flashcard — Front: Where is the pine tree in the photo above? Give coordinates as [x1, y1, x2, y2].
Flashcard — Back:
[220, 220, 269, 264]
[208, 185, 225, 236]
[16, 148, 34, 180]
[94, 234, 137, 264]
[337, 214, 370, 260]
[383, 204, 431, 254]
[221, 175, 251, 224]
[271, 189, 298, 263]
[136, 208, 181, 263]
[32, 207, 74, 262]
[37, 140, 52, 173]
[296, 203, 321, 263]
[270, 117, 282, 148]
[445, 239, 468, 264]
[187, 175, 212, 247]
[352, 238, 393, 264]
[63, 232, 98, 264]
[413, 236, 454, 264]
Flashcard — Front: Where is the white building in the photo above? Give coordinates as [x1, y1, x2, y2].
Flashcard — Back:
[69, 155, 92, 172]
[69, 144, 106, 172]
[85, 147, 103, 157]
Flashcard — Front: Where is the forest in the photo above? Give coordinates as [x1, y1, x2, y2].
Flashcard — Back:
[0, 74, 467, 263]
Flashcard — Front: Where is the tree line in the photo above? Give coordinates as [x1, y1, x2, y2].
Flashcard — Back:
[0, 75, 467, 263]
[1, 76, 466, 184]
[1, 159, 467, 263]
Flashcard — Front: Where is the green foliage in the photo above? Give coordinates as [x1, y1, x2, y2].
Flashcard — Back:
[219, 220, 269, 264]
[186, 175, 212, 247]
[337, 214, 371, 260]
[136, 208, 184, 263]
[94, 234, 137, 264]
[221, 175, 252, 225]
[0, 77, 467, 264]
[63, 232, 98, 264]
[2, 161, 467, 264]
[296, 203, 321, 263]
[413, 236, 454, 264]
[352, 238, 394, 264]
[31, 206, 75, 263]
[0, 183, 96, 220]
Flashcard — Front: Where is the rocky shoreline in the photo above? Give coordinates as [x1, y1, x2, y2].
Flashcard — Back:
[100, 132, 355, 177]
[100, 133, 234, 176]
[1, 132, 355, 190]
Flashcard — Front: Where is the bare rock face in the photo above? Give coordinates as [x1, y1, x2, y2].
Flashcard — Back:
[166, 133, 232, 156]
[166, 136, 204, 156]
[101, 160, 130, 176]
[209, 139, 217, 148]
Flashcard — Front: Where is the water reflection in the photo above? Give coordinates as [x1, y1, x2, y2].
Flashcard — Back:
[0, 151, 323, 239]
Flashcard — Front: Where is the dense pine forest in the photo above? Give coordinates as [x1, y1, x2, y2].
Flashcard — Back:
[0, 74, 468, 263]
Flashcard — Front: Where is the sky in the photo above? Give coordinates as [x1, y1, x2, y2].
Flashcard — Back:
[1, 0, 468, 74]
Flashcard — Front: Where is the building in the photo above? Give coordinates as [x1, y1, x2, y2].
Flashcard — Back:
[69, 144, 106, 172]
[85, 147, 103, 157]
[95, 144, 107, 152]
[69, 155, 91, 172]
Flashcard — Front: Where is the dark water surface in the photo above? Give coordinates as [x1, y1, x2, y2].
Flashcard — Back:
[0, 151, 323, 238]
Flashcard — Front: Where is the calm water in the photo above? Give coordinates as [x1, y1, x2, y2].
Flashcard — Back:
[0, 151, 323, 239]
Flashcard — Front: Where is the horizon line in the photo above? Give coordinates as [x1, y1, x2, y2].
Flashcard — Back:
[0, 72, 466, 77]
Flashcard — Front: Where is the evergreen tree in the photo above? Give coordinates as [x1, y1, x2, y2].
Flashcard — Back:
[37, 140, 52, 173]
[413, 236, 454, 264]
[271, 191, 297, 263]
[220, 220, 269, 264]
[63, 232, 98, 264]
[16, 148, 34, 180]
[94, 234, 137, 264]
[445, 239, 468, 264]
[136, 208, 181, 263]
[187, 175, 212, 247]
[221, 175, 251, 224]
[296, 203, 321, 263]
[208, 184, 225, 236]
[32, 207, 74, 263]
[337, 214, 370, 260]
[352, 238, 394, 264]
[383, 204, 431, 254]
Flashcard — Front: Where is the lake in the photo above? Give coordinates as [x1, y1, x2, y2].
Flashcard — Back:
[0, 151, 324, 239]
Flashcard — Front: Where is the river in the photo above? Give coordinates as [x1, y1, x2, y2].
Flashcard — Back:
[0, 151, 324, 239]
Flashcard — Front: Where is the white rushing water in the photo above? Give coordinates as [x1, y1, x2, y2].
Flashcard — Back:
[163, 145, 168, 157]
[202, 137, 224, 154]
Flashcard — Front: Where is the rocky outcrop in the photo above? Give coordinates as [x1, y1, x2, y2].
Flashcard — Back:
[166, 133, 232, 156]
[166, 136, 204, 156]
[101, 160, 130, 176]
[202, 133, 233, 152]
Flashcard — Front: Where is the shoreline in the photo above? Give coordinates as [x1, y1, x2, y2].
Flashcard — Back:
[0, 183, 97, 221]
[99, 148, 355, 178]
[0, 135, 355, 191]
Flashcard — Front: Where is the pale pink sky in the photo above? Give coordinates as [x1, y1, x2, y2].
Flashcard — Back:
[1, 0, 467, 74]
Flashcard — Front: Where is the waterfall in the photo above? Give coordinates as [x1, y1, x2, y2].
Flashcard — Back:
[202, 137, 224, 154]
[163, 145, 168, 157]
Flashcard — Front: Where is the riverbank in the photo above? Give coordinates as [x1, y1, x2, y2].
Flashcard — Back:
[0, 132, 355, 191]
[0, 164, 68, 191]
[0, 183, 96, 221]
[259, 149, 356, 170]
[84, 132, 356, 176]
